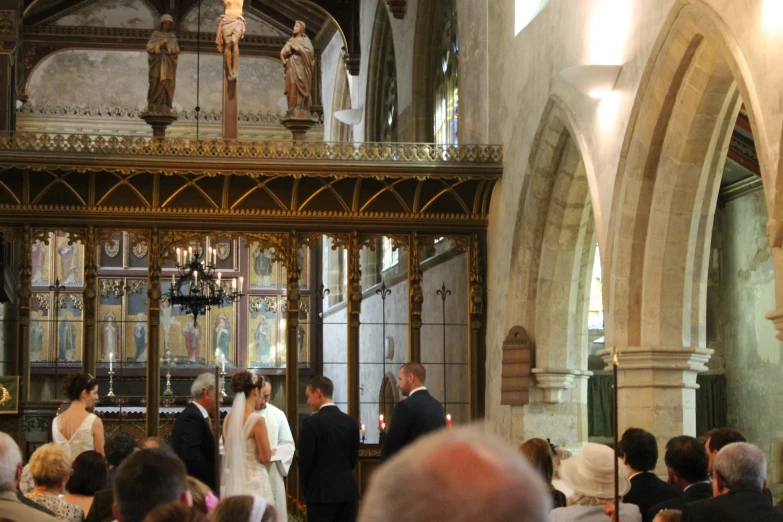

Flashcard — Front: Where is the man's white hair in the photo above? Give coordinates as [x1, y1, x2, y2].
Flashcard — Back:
[0, 432, 22, 491]
[191, 373, 217, 399]
[714, 442, 766, 490]
[358, 426, 551, 522]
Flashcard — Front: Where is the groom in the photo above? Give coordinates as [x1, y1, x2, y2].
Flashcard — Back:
[171, 373, 219, 490]
[257, 380, 295, 520]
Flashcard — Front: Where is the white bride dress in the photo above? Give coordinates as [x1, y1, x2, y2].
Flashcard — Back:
[222, 394, 274, 503]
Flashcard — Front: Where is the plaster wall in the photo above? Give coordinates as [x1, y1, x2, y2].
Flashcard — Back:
[719, 188, 783, 495]
[472, 0, 783, 437]
[321, 32, 343, 141]
[53, 0, 157, 28]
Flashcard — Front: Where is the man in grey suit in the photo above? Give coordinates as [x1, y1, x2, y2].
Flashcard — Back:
[0, 432, 57, 522]
[381, 362, 446, 461]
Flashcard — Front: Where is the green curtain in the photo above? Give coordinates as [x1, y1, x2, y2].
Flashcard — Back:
[588, 374, 612, 437]
[696, 374, 727, 436]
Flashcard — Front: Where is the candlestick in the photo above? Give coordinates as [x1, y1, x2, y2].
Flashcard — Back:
[613, 350, 619, 519]
[446, 413, 452, 428]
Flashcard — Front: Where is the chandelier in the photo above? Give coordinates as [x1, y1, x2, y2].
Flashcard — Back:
[166, 245, 244, 323]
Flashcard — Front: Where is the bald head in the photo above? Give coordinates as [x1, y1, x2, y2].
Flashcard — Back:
[358, 427, 550, 522]
[0, 432, 22, 492]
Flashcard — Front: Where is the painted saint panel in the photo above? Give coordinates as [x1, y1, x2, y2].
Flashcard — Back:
[31, 235, 52, 286]
[30, 294, 51, 363]
[125, 280, 148, 363]
[54, 232, 84, 288]
[57, 294, 83, 363]
[249, 243, 279, 290]
[248, 295, 279, 368]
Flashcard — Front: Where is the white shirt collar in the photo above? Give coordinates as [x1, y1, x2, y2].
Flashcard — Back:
[193, 401, 209, 418]
[684, 480, 711, 491]
[628, 470, 653, 480]
[408, 386, 427, 396]
[319, 402, 337, 410]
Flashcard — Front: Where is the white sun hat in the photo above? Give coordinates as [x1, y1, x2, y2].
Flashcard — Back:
[558, 442, 631, 498]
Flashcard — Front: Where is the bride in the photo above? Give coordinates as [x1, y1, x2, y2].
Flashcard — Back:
[222, 371, 275, 503]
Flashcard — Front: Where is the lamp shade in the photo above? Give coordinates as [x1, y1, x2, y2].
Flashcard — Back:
[560, 64, 622, 98]
[334, 108, 364, 125]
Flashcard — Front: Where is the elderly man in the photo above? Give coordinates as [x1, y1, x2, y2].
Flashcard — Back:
[681, 442, 783, 522]
[171, 373, 219, 490]
[359, 427, 551, 522]
[113, 448, 191, 522]
[0, 432, 57, 522]
[381, 362, 445, 461]
[257, 380, 295, 521]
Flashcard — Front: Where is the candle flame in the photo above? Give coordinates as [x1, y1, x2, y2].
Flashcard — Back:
[379, 414, 384, 421]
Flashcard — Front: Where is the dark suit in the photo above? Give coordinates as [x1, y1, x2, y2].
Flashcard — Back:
[381, 388, 445, 461]
[170, 403, 216, 490]
[648, 481, 713, 520]
[299, 404, 360, 522]
[681, 487, 783, 522]
[623, 472, 680, 522]
[85, 488, 114, 522]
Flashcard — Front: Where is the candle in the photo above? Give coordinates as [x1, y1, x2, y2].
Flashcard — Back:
[217, 272, 222, 284]
[232, 278, 236, 290]
[176, 247, 181, 266]
[379, 414, 384, 431]
[213, 248, 217, 266]
[361, 424, 366, 439]
[171, 274, 175, 286]
[381, 422, 386, 431]
[109, 352, 113, 372]
[193, 270, 198, 286]
[221, 354, 226, 372]
[188, 246, 193, 263]
[446, 413, 452, 428]
[239, 276, 244, 293]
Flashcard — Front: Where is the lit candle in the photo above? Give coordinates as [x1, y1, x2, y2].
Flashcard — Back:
[232, 277, 237, 290]
[217, 272, 222, 284]
[239, 276, 244, 293]
[379, 414, 384, 431]
[361, 424, 366, 439]
[171, 274, 175, 286]
[176, 247, 181, 266]
[212, 248, 217, 266]
[381, 421, 386, 431]
[446, 413, 452, 428]
[188, 246, 193, 263]
[109, 352, 113, 372]
[193, 270, 198, 286]
[221, 354, 226, 372]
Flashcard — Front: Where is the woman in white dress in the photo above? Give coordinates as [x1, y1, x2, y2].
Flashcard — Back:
[52, 373, 105, 461]
[222, 371, 274, 503]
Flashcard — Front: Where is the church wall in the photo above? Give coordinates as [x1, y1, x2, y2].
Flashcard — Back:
[321, 32, 344, 141]
[52, 0, 157, 29]
[718, 187, 783, 495]
[477, 0, 783, 438]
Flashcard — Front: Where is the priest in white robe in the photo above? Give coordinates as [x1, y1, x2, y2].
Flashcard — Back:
[258, 380, 295, 520]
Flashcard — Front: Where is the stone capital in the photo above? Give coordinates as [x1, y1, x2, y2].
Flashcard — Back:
[597, 345, 712, 389]
[530, 368, 592, 403]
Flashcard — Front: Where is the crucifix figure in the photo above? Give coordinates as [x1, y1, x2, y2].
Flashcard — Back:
[216, 0, 245, 81]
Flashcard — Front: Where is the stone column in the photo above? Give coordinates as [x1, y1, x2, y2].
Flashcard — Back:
[16, 225, 31, 401]
[146, 229, 161, 436]
[82, 225, 97, 376]
[408, 233, 422, 363]
[765, 219, 783, 337]
[468, 233, 485, 420]
[599, 345, 712, 464]
[346, 231, 361, 420]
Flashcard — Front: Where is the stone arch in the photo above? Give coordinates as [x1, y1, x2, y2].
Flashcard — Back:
[603, 0, 773, 439]
[378, 371, 399, 425]
[504, 97, 599, 447]
[364, 1, 397, 142]
[329, 57, 352, 142]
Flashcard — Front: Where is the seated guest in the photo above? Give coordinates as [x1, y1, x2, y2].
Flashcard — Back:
[62, 450, 107, 516]
[186, 477, 218, 519]
[552, 447, 574, 498]
[138, 437, 172, 452]
[0, 432, 57, 522]
[113, 448, 191, 522]
[212, 495, 276, 522]
[142, 504, 209, 522]
[26, 443, 84, 522]
[359, 427, 551, 522]
[520, 438, 566, 508]
[653, 510, 682, 522]
[105, 431, 137, 487]
[704, 428, 745, 473]
[648, 436, 711, 520]
[620, 428, 679, 522]
[681, 442, 783, 522]
[552, 442, 640, 522]
[85, 489, 114, 522]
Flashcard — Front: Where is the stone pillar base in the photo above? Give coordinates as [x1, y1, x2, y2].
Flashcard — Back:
[281, 110, 318, 140]
[140, 106, 177, 138]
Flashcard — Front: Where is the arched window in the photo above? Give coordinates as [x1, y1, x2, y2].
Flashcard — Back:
[434, 0, 458, 145]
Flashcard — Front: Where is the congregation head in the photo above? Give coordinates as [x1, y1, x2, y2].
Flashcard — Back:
[63, 372, 99, 404]
[712, 441, 766, 495]
[664, 435, 709, 486]
[305, 375, 333, 411]
[29, 442, 70, 490]
[519, 438, 555, 486]
[396, 362, 426, 396]
[620, 427, 659, 472]
[0, 432, 22, 492]
[705, 427, 746, 472]
[186, 477, 216, 519]
[142, 504, 208, 522]
[211, 495, 276, 522]
[358, 426, 551, 522]
[113, 448, 190, 522]
[106, 431, 137, 468]
[231, 371, 265, 398]
[66, 450, 107, 496]
[558, 442, 630, 500]
[191, 373, 218, 409]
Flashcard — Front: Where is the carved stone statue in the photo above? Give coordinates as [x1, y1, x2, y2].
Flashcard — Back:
[145, 14, 180, 111]
[216, 0, 245, 81]
[281, 20, 314, 115]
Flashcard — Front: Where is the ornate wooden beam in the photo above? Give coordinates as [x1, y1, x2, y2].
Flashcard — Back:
[146, 227, 161, 436]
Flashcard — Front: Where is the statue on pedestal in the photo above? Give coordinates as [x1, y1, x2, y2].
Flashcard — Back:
[216, 0, 245, 81]
[280, 20, 318, 140]
[145, 14, 180, 112]
[281, 20, 314, 115]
